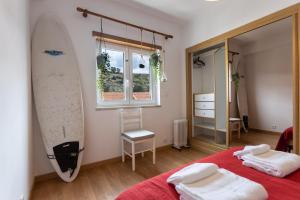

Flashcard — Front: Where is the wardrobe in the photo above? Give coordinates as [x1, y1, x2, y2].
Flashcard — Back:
[192, 44, 227, 146]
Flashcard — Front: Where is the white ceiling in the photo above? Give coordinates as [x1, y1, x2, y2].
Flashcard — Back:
[114, 0, 226, 22]
[233, 17, 292, 45]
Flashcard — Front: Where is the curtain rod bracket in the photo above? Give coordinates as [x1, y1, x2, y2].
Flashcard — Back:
[83, 9, 88, 18]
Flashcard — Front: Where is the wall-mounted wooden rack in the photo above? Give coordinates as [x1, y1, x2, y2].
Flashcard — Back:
[92, 31, 162, 50]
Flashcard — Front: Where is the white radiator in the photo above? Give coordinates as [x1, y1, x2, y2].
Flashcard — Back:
[173, 119, 188, 149]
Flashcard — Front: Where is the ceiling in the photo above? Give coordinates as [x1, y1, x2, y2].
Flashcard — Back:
[233, 17, 292, 45]
[114, 0, 226, 22]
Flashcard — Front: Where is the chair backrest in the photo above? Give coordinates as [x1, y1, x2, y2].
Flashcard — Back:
[120, 108, 143, 133]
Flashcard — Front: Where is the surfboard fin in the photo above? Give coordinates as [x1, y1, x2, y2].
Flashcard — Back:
[47, 141, 84, 178]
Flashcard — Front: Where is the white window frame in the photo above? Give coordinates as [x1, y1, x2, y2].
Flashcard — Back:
[96, 42, 160, 108]
[129, 49, 159, 106]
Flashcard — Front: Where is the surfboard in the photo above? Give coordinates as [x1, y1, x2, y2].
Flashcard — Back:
[32, 14, 84, 182]
[236, 60, 249, 132]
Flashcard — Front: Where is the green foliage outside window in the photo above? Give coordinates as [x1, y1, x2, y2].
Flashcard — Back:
[97, 52, 150, 94]
[133, 74, 150, 92]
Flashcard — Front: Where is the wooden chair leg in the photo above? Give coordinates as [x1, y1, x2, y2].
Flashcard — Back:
[229, 124, 232, 143]
[132, 141, 135, 171]
[121, 138, 125, 162]
[153, 137, 156, 165]
[238, 122, 241, 139]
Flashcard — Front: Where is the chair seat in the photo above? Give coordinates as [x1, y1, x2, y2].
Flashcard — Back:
[230, 117, 241, 122]
[122, 130, 155, 141]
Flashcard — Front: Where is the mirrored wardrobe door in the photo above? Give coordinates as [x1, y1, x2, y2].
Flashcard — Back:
[214, 45, 228, 146]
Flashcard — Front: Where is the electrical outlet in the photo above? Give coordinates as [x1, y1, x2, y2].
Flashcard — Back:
[19, 194, 24, 200]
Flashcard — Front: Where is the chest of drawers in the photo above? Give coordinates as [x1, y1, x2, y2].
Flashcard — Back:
[194, 93, 215, 119]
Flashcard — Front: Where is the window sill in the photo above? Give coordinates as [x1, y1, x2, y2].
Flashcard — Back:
[96, 104, 161, 110]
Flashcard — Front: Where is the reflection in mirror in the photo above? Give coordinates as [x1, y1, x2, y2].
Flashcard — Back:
[228, 17, 293, 152]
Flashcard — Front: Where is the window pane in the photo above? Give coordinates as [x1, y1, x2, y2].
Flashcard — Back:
[132, 53, 152, 101]
[97, 49, 125, 101]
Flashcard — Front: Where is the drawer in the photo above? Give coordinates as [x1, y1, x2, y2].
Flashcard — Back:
[194, 93, 214, 102]
[195, 102, 214, 109]
[195, 109, 215, 118]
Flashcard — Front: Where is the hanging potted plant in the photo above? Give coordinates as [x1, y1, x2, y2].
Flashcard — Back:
[232, 72, 240, 92]
[149, 33, 163, 80]
[97, 52, 110, 93]
[96, 18, 111, 94]
[149, 50, 163, 79]
[231, 60, 240, 93]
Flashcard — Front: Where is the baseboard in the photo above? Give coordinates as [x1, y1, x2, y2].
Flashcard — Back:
[249, 128, 281, 135]
[34, 144, 172, 183]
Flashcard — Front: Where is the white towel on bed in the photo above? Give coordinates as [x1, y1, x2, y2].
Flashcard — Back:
[168, 163, 268, 200]
[242, 150, 300, 177]
[175, 168, 268, 200]
[167, 163, 218, 185]
[233, 144, 271, 159]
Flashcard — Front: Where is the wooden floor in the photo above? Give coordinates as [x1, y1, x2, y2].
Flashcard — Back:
[230, 130, 280, 149]
[193, 129, 280, 150]
[31, 148, 209, 200]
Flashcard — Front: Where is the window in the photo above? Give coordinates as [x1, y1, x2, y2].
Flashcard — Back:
[96, 42, 160, 108]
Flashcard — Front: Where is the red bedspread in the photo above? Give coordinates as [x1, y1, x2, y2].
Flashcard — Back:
[116, 147, 300, 200]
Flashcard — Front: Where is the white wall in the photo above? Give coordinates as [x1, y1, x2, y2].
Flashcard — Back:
[31, 0, 184, 176]
[242, 33, 292, 133]
[0, 0, 33, 199]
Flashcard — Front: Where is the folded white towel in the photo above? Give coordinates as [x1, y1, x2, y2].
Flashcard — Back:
[233, 144, 271, 159]
[167, 163, 218, 185]
[175, 168, 268, 200]
[242, 150, 300, 177]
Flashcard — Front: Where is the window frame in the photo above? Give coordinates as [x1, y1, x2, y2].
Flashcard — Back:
[96, 42, 160, 108]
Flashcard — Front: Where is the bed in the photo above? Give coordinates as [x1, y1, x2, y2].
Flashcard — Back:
[116, 147, 300, 200]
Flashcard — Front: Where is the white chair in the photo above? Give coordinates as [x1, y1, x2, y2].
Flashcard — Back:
[120, 108, 156, 171]
[229, 117, 241, 142]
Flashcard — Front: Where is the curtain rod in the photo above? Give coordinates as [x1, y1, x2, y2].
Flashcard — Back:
[77, 7, 174, 39]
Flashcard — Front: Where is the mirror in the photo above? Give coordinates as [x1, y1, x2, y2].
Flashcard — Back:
[191, 43, 228, 146]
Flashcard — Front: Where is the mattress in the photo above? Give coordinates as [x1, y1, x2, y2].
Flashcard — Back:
[116, 147, 300, 200]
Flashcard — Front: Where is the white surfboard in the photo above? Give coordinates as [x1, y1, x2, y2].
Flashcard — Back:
[32, 14, 84, 182]
[237, 61, 249, 132]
